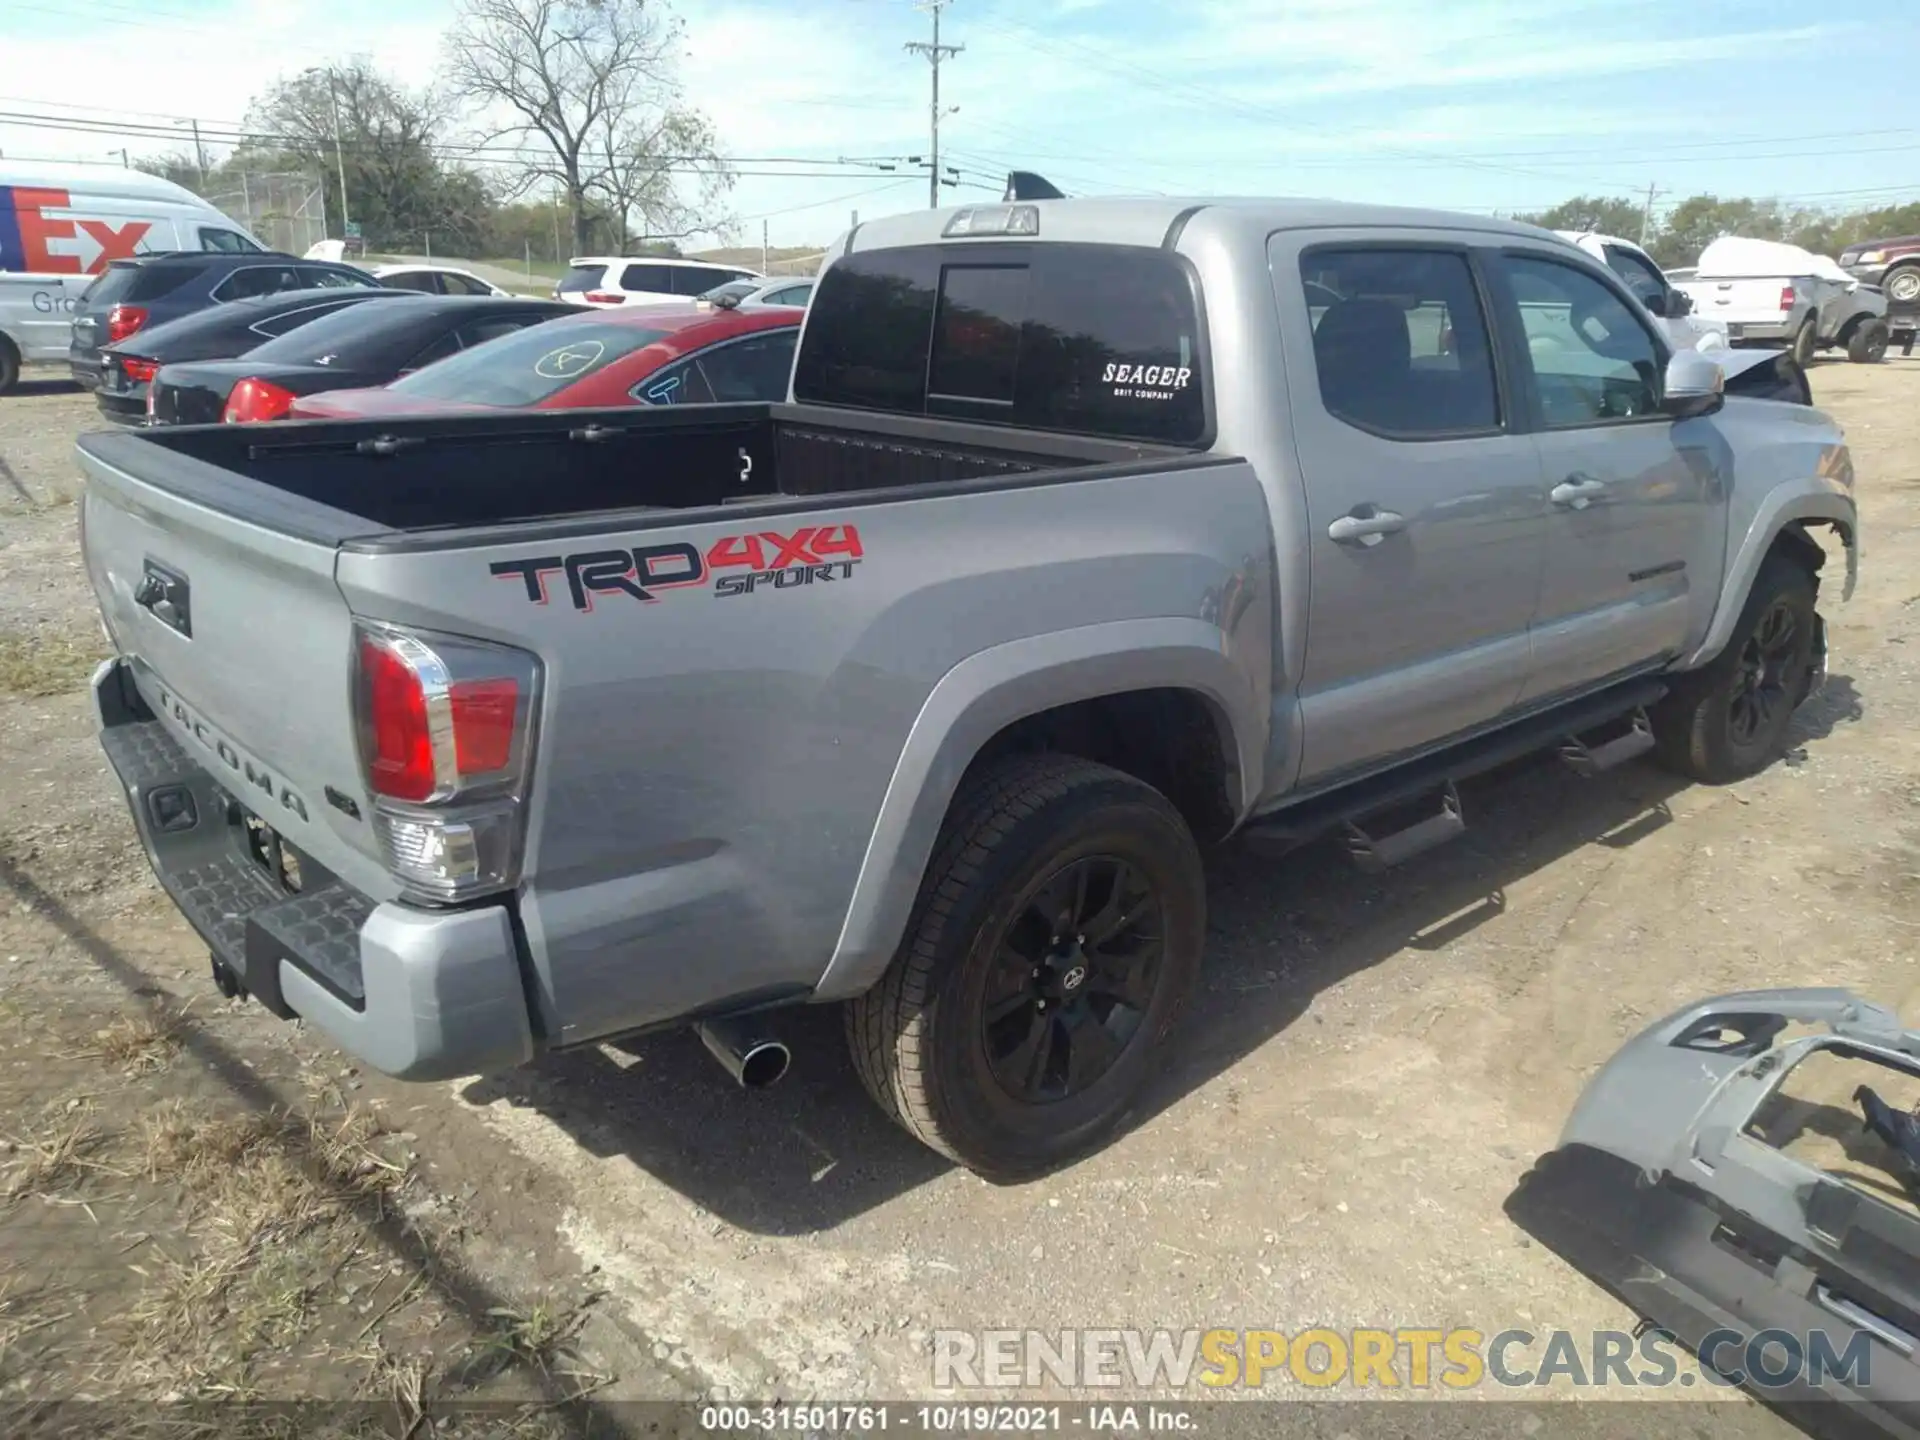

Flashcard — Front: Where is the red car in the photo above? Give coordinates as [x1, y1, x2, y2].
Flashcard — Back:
[287, 304, 802, 420]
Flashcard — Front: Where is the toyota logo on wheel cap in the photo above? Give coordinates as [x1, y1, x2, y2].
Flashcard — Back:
[1061, 964, 1088, 993]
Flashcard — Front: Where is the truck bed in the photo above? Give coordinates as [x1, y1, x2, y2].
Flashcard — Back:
[77, 403, 1185, 547]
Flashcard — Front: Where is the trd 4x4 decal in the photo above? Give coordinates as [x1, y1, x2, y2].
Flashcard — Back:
[491, 524, 865, 613]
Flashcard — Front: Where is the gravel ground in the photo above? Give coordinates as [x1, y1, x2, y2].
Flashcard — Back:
[2, 357, 1918, 1428]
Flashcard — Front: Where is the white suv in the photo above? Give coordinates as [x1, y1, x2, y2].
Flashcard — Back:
[555, 256, 762, 308]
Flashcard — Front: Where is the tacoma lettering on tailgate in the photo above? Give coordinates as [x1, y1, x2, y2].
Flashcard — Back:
[491, 524, 864, 613]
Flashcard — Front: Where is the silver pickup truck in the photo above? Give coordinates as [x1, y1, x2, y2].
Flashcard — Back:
[77, 198, 1860, 1177]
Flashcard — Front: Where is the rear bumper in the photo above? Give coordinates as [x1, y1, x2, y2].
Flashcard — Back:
[1728, 320, 1796, 344]
[94, 657, 535, 1081]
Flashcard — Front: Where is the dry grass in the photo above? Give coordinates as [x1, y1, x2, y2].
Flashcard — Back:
[74, 1003, 192, 1074]
[2, 1111, 118, 1201]
[119, 1097, 415, 1391]
[0, 1268, 74, 1371]
[0, 629, 107, 698]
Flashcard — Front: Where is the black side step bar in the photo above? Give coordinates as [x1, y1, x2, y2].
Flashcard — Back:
[1560, 708, 1656, 778]
[1242, 677, 1669, 858]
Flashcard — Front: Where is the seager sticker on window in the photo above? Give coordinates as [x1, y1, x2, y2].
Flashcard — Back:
[534, 339, 607, 380]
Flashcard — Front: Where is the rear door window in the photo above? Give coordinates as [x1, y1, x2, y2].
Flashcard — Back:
[1299, 248, 1501, 439]
[634, 358, 716, 406]
[619, 263, 674, 294]
[382, 270, 441, 294]
[300, 265, 380, 290]
[668, 267, 721, 297]
[215, 264, 303, 301]
[694, 329, 798, 401]
[794, 243, 1208, 444]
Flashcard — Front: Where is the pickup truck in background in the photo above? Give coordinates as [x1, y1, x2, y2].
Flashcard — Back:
[77, 203, 1859, 1178]
[1674, 236, 1891, 366]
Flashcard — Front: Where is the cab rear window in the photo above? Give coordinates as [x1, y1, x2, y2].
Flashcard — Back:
[793, 242, 1208, 445]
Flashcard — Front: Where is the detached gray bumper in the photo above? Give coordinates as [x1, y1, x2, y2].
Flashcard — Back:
[1509, 990, 1920, 1436]
[94, 657, 534, 1081]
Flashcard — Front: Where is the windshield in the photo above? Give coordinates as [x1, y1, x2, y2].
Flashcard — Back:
[387, 320, 671, 406]
[700, 280, 758, 303]
[555, 265, 607, 295]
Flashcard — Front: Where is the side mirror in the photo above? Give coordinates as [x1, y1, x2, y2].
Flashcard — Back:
[1643, 289, 1670, 318]
[1669, 288, 1693, 317]
[1662, 349, 1724, 419]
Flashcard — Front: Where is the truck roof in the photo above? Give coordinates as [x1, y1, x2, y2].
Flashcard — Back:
[842, 196, 1565, 254]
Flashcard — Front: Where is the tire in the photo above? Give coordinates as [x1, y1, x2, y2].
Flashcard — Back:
[1789, 316, 1819, 367]
[1886, 265, 1920, 307]
[846, 754, 1205, 1179]
[1847, 320, 1890, 364]
[1652, 551, 1819, 785]
[0, 337, 19, 397]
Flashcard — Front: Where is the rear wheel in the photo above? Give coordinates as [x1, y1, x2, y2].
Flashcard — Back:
[1790, 317, 1819, 367]
[0, 337, 19, 396]
[1847, 320, 1890, 364]
[1652, 552, 1818, 784]
[846, 754, 1205, 1179]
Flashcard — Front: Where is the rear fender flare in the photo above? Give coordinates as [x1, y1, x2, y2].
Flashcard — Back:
[812, 618, 1265, 1001]
[1683, 488, 1857, 671]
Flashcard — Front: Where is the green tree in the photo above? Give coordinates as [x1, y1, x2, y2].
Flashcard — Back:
[1516, 195, 1649, 240]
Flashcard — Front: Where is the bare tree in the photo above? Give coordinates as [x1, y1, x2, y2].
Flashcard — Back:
[443, 0, 730, 253]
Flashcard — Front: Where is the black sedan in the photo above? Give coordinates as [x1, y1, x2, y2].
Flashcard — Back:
[151, 294, 573, 426]
[96, 287, 419, 425]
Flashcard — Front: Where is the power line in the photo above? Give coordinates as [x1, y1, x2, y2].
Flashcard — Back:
[902, 0, 963, 208]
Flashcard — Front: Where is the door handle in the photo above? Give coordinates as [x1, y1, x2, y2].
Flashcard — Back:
[1550, 475, 1609, 510]
[1327, 508, 1407, 547]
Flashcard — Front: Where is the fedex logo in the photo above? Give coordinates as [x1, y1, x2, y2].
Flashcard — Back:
[0, 187, 152, 276]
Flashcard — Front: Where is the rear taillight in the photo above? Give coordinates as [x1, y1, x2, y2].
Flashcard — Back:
[353, 625, 541, 901]
[107, 304, 147, 345]
[584, 290, 623, 305]
[223, 377, 299, 424]
[118, 356, 158, 384]
[1779, 285, 1796, 313]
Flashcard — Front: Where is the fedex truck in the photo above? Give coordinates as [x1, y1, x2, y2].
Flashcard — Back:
[0, 161, 265, 393]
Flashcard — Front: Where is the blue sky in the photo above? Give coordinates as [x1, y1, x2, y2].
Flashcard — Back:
[3, 0, 1918, 250]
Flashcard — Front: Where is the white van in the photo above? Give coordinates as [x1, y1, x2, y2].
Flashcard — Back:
[0, 161, 265, 392]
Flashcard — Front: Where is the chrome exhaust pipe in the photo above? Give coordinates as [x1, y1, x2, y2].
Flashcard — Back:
[695, 1016, 791, 1090]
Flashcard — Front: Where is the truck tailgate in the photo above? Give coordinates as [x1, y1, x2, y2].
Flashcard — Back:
[1681, 276, 1795, 327]
[77, 434, 389, 900]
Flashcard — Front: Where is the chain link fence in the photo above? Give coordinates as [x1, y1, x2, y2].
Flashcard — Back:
[197, 172, 329, 256]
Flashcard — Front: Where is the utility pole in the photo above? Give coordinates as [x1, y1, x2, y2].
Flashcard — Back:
[904, 0, 963, 208]
[110, 148, 130, 168]
[190, 120, 207, 183]
[1640, 182, 1663, 246]
[762, 218, 769, 275]
[327, 68, 352, 242]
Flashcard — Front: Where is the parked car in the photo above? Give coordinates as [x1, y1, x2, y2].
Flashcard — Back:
[70, 251, 382, 391]
[373, 264, 514, 298]
[1555, 231, 1728, 352]
[1673, 237, 1890, 365]
[553, 255, 760, 308]
[288, 303, 801, 420]
[695, 277, 816, 311]
[77, 196, 1857, 1178]
[0, 160, 266, 394]
[93, 287, 418, 426]
[149, 295, 572, 426]
[1838, 232, 1920, 305]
